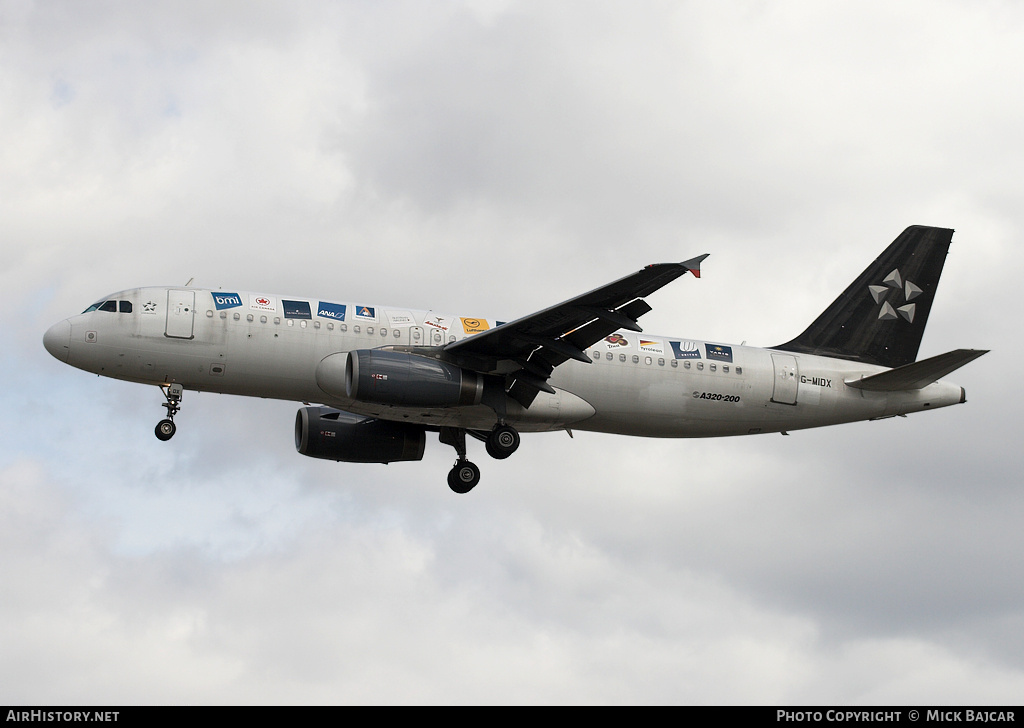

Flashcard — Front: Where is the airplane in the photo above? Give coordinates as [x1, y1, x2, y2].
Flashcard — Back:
[43, 225, 987, 493]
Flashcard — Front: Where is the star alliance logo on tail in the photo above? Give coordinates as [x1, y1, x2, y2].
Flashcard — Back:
[868, 268, 922, 323]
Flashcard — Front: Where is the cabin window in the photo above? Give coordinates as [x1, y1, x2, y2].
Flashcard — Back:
[216, 311, 223, 319]
[246, 314, 253, 322]
[606, 352, 613, 360]
[354, 325, 360, 333]
[274, 317, 281, 325]
[670, 360, 678, 368]
[287, 319, 294, 327]
[233, 312, 240, 320]
[340, 324, 347, 332]
[300, 320, 307, 328]
[658, 358, 665, 366]
[449, 335, 456, 343]
[367, 326, 374, 335]
[619, 354, 626, 362]
[393, 330, 400, 338]
[119, 301, 132, 313]
[645, 356, 652, 365]
[327, 322, 334, 330]
[697, 362, 704, 371]
[313, 321, 320, 329]
[710, 363, 716, 372]
[260, 315, 267, 324]
[632, 355, 639, 364]
[736, 366, 743, 375]
[592, 351, 600, 360]
[380, 328, 387, 337]
[723, 365, 729, 373]
[684, 361, 691, 369]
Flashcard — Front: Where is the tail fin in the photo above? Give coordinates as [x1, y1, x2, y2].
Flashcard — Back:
[775, 225, 953, 368]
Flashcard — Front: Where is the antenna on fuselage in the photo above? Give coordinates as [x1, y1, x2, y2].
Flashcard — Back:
[184, 277, 194, 287]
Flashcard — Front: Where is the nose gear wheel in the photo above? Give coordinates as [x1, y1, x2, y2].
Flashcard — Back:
[155, 383, 183, 441]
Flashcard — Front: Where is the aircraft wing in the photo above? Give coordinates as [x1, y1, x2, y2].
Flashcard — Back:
[443, 255, 709, 406]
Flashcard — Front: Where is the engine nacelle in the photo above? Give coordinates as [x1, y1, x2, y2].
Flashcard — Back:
[295, 407, 425, 463]
[316, 349, 483, 408]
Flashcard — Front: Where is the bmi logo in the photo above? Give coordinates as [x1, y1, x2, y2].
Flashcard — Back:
[868, 269, 922, 323]
[213, 292, 242, 310]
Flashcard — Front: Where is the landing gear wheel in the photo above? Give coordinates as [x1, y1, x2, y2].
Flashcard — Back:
[447, 460, 481, 494]
[155, 418, 176, 441]
[485, 424, 520, 460]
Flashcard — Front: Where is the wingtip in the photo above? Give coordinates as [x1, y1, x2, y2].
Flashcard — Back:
[681, 253, 710, 278]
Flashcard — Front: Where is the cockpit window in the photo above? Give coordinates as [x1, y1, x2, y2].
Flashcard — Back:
[83, 299, 132, 313]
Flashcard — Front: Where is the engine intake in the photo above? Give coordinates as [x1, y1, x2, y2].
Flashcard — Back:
[316, 349, 483, 408]
[295, 407, 425, 463]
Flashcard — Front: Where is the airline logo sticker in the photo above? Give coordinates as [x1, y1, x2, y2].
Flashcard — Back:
[212, 292, 242, 310]
[868, 268, 922, 323]
[387, 310, 414, 327]
[424, 314, 450, 331]
[604, 333, 630, 348]
[250, 295, 276, 312]
[355, 305, 376, 321]
[639, 338, 664, 355]
[706, 344, 733, 362]
[460, 317, 489, 334]
[317, 302, 346, 321]
[670, 341, 701, 359]
[283, 300, 311, 319]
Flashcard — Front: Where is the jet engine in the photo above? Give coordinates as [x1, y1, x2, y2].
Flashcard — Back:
[316, 349, 483, 408]
[295, 406, 426, 463]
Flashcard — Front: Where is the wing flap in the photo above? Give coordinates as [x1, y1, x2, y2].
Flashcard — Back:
[845, 348, 988, 391]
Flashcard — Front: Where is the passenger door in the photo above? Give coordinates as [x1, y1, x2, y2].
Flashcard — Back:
[165, 290, 195, 339]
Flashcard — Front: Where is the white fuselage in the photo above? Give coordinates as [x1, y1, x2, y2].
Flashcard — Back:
[46, 287, 967, 436]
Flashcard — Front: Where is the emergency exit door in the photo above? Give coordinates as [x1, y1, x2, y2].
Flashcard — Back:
[771, 353, 799, 405]
[165, 290, 195, 339]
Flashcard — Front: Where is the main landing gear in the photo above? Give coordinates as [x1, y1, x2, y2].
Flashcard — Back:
[154, 383, 183, 441]
[440, 422, 521, 494]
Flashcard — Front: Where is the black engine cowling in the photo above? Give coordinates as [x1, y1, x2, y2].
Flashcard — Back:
[315, 349, 483, 408]
[295, 407, 426, 463]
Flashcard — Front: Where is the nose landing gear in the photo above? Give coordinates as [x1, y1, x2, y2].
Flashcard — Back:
[155, 383, 183, 441]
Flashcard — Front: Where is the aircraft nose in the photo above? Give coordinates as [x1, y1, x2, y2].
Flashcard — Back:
[43, 319, 71, 362]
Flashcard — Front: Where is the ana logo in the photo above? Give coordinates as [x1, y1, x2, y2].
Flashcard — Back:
[868, 268, 922, 323]
[317, 302, 346, 321]
[213, 292, 242, 310]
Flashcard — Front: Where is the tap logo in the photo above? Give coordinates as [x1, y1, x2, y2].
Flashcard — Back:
[868, 268, 922, 323]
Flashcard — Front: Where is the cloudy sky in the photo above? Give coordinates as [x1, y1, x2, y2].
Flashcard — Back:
[2, 0, 1022, 705]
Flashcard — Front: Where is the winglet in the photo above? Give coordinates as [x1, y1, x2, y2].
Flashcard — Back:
[682, 254, 710, 279]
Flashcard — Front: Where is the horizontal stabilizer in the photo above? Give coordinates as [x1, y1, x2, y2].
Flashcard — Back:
[845, 349, 988, 391]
